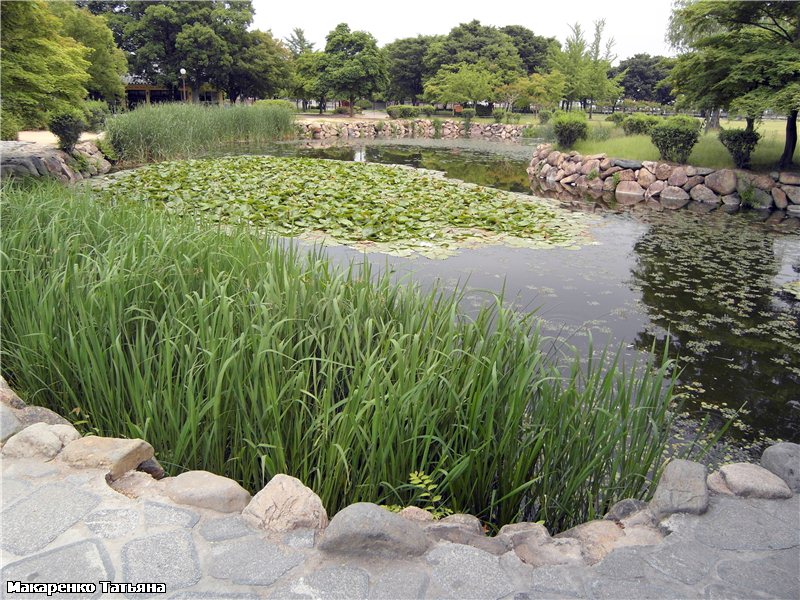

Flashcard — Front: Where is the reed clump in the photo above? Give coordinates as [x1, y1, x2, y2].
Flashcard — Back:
[2, 180, 682, 531]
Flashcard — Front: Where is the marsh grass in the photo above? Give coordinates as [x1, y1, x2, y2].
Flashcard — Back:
[105, 102, 296, 163]
[2, 180, 685, 531]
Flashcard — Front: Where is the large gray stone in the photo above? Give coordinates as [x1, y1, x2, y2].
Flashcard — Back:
[555, 519, 625, 565]
[0, 376, 26, 409]
[719, 463, 792, 499]
[0, 483, 100, 555]
[1, 540, 114, 599]
[60, 436, 154, 480]
[16, 405, 70, 427]
[426, 543, 516, 600]
[1, 478, 31, 508]
[319, 502, 430, 558]
[122, 530, 200, 594]
[693, 495, 799, 550]
[644, 540, 717, 585]
[615, 180, 645, 204]
[370, 567, 429, 600]
[143, 501, 199, 528]
[689, 184, 719, 203]
[243, 473, 327, 533]
[659, 186, 691, 210]
[208, 536, 304, 586]
[705, 169, 738, 195]
[779, 172, 800, 185]
[425, 521, 510, 555]
[2, 422, 63, 460]
[166, 470, 250, 513]
[603, 499, 648, 522]
[784, 185, 800, 204]
[586, 577, 689, 599]
[85, 508, 139, 538]
[717, 554, 800, 599]
[613, 159, 642, 170]
[304, 566, 370, 599]
[761, 442, 800, 492]
[650, 459, 708, 517]
[0, 404, 22, 442]
[527, 564, 587, 598]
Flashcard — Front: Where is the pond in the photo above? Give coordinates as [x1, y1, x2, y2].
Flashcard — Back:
[207, 139, 800, 450]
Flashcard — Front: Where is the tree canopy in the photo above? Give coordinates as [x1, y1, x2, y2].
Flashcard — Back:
[384, 35, 438, 104]
[499, 25, 559, 75]
[611, 54, 674, 104]
[423, 63, 497, 106]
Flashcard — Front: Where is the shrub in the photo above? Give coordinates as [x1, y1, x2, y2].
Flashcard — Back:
[1, 111, 21, 141]
[492, 108, 508, 123]
[461, 107, 476, 121]
[432, 117, 442, 139]
[82, 100, 111, 132]
[48, 109, 86, 152]
[334, 105, 361, 115]
[607, 112, 626, 125]
[95, 136, 118, 162]
[622, 113, 660, 136]
[521, 125, 538, 138]
[421, 105, 435, 117]
[506, 112, 521, 124]
[719, 128, 761, 169]
[355, 99, 373, 110]
[387, 105, 421, 119]
[650, 116, 702, 163]
[538, 109, 553, 124]
[552, 111, 588, 148]
[254, 99, 297, 112]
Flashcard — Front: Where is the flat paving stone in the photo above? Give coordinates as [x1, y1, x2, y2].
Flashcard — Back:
[644, 540, 717, 585]
[704, 583, 773, 599]
[693, 496, 800, 550]
[304, 565, 370, 599]
[1, 539, 114, 599]
[282, 528, 317, 549]
[527, 565, 586, 598]
[208, 536, 304, 586]
[369, 566, 429, 600]
[143, 501, 199, 528]
[586, 577, 690, 599]
[122, 530, 200, 597]
[426, 543, 516, 600]
[0, 483, 100, 555]
[716, 554, 800, 599]
[199, 515, 254, 542]
[85, 508, 140, 538]
[1, 478, 32, 507]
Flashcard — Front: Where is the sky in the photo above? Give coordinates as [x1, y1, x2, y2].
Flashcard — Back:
[250, 0, 677, 64]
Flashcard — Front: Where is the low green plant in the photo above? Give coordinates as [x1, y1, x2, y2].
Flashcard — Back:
[374, 121, 385, 133]
[650, 116, 702, 163]
[387, 105, 421, 119]
[552, 111, 588, 148]
[1, 111, 21, 141]
[622, 113, 660, 136]
[48, 109, 87, 153]
[384, 471, 453, 519]
[432, 117, 443, 139]
[538, 109, 553, 124]
[521, 125, 538, 138]
[82, 100, 111, 132]
[607, 112, 626, 125]
[95, 137, 118, 162]
[586, 169, 599, 181]
[2, 179, 688, 531]
[334, 105, 359, 115]
[492, 108, 508, 123]
[738, 178, 756, 207]
[506, 112, 522, 124]
[421, 105, 435, 117]
[612, 171, 621, 187]
[355, 99, 373, 110]
[719, 128, 761, 169]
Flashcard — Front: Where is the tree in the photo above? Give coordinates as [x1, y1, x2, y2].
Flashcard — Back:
[549, 23, 589, 110]
[291, 51, 328, 112]
[384, 35, 438, 104]
[611, 54, 674, 104]
[583, 20, 622, 118]
[225, 31, 291, 102]
[285, 27, 314, 57]
[49, 2, 128, 104]
[424, 20, 524, 86]
[499, 25, 559, 75]
[669, 0, 800, 167]
[321, 23, 387, 117]
[423, 63, 497, 107]
[0, 1, 90, 127]
[526, 70, 567, 110]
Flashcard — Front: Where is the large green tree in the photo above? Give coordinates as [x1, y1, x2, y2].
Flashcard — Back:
[384, 35, 439, 104]
[611, 54, 674, 104]
[291, 51, 328, 113]
[0, 1, 90, 127]
[321, 23, 387, 117]
[499, 25, 559, 75]
[423, 63, 497, 107]
[285, 28, 314, 57]
[224, 31, 291, 102]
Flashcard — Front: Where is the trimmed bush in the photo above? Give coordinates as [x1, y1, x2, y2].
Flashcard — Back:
[552, 111, 588, 148]
[461, 107, 476, 121]
[421, 105, 435, 117]
[1, 112, 21, 141]
[387, 104, 421, 119]
[48, 109, 86, 153]
[538, 109, 553, 124]
[506, 112, 521, 124]
[607, 112, 626, 125]
[719, 128, 761, 169]
[82, 100, 111, 132]
[492, 108, 508, 123]
[622, 113, 660, 136]
[650, 116, 701, 163]
[355, 99, 373, 110]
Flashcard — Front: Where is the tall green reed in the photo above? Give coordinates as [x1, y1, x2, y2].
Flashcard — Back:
[104, 102, 296, 163]
[2, 180, 683, 531]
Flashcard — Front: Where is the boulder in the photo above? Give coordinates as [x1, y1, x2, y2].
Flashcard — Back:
[783, 185, 800, 204]
[772, 187, 789, 210]
[706, 471, 733, 496]
[705, 169, 737, 195]
[497, 522, 550, 546]
[0, 376, 26, 409]
[779, 172, 800, 185]
[642, 161, 658, 173]
[617, 169, 636, 181]
[761, 442, 800, 492]
[667, 167, 688, 187]
[580, 159, 601, 176]
[721, 194, 741, 206]
[637, 168, 657, 188]
[646, 181, 666, 198]
[514, 535, 584, 568]
[546, 151, 563, 167]
[243, 474, 327, 532]
[650, 459, 708, 517]
[436, 513, 483, 535]
[555, 519, 624, 565]
[747, 173, 776, 191]
[137, 457, 166, 479]
[167, 470, 251, 513]
[655, 163, 673, 180]
[425, 522, 509, 556]
[689, 184, 720, 204]
[319, 503, 430, 558]
[0, 404, 23, 443]
[600, 166, 622, 178]
[612, 159, 642, 170]
[60, 436, 154, 480]
[615, 180, 645, 205]
[788, 204, 800, 217]
[603, 498, 648, 522]
[719, 463, 793, 499]
[660, 186, 691, 210]
[683, 175, 704, 191]
[2, 422, 64, 460]
[599, 158, 613, 170]
[398, 506, 434, 522]
[16, 405, 70, 428]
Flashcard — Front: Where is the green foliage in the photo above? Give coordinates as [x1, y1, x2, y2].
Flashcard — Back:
[612, 171, 621, 186]
[254, 99, 297, 112]
[492, 108, 508, 123]
[387, 105, 422, 119]
[586, 169, 599, 181]
[3, 179, 683, 530]
[622, 113, 661, 136]
[432, 117, 443, 139]
[1, 111, 21, 141]
[48, 109, 87, 152]
[82, 100, 111, 132]
[607, 112, 626, 125]
[424, 63, 497, 106]
[610, 53, 674, 104]
[384, 471, 453, 519]
[421, 105, 436, 117]
[461, 107, 476, 135]
[104, 103, 295, 163]
[355, 99, 373, 110]
[334, 106, 359, 115]
[650, 116, 701, 163]
[719, 128, 761, 169]
[385, 35, 436, 103]
[499, 25, 559, 75]
[506, 112, 521, 124]
[552, 111, 589, 148]
[284, 27, 314, 57]
[0, 1, 90, 128]
[538, 109, 553, 124]
[95, 136, 118, 162]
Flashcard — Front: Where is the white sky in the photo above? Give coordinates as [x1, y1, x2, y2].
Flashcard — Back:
[250, 0, 677, 64]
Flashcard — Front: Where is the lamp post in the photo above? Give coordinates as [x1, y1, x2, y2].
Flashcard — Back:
[180, 68, 187, 102]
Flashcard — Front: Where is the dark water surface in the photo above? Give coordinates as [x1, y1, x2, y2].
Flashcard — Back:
[216, 139, 800, 446]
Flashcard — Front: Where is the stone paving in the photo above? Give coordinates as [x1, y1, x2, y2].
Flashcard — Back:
[1, 454, 798, 599]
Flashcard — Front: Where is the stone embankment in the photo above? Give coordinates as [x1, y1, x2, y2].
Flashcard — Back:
[1, 375, 798, 598]
[529, 143, 800, 220]
[0, 141, 112, 183]
[299, 119, 523, 141]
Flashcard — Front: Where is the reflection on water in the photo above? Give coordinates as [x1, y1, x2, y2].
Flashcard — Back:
[211, 139, 800, 444]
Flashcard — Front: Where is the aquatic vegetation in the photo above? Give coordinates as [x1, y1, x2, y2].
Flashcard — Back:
[97, 156, 592, 258]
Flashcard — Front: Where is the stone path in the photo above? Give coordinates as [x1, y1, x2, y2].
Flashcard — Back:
[1, 453, 798, 599]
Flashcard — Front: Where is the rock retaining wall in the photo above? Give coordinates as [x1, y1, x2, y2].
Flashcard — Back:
[528, 143, 800, 217]
[299, 119, 523, 141]
[0, 140, 112, 183]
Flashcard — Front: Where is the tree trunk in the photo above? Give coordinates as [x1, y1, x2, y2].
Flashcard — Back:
[779, 109, 798, 169]
[349, 94, 355, 118]
[745, 117, 754, 133]
[588, 98, 594, 120]
[705, 107, 720, 133]
[191, 85, 200, 104]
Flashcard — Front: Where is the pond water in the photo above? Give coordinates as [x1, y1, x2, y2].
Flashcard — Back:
[212, 139, 800, 449]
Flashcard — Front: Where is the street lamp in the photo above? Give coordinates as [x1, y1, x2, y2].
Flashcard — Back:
[180, 68, 187, 102]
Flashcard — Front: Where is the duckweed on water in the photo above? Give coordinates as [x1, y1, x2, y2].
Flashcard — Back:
[97, 156, 592, 258]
